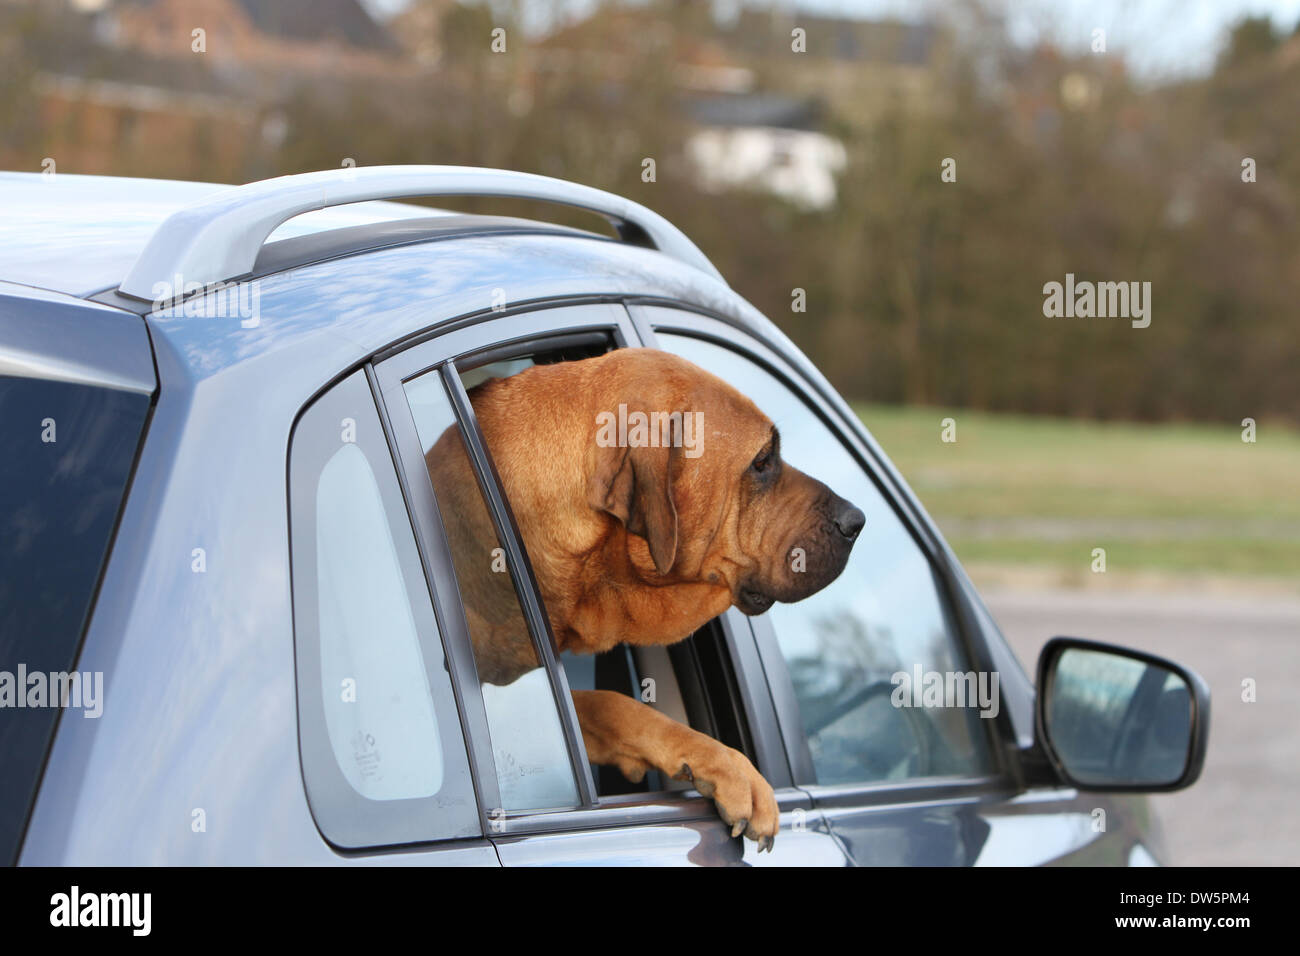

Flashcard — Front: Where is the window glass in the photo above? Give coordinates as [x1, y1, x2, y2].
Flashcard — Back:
[656, 333, 994, 786]
[405, 369, 579, 813]
[315, 442, 442, 800]
[0, 376, 149, 865]
[290, 370, 477, 848]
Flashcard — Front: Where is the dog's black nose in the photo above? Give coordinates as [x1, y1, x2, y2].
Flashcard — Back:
[834, 504, 865, 541]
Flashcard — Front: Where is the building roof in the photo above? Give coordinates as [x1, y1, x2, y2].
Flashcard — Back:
[232, 0, 396, 51]
[731, 9, 940, 66]
[687, 94, 824, 131]
[107, 0, 397, 51]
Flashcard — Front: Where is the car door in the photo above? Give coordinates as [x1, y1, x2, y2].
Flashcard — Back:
[635, 304, 1157, 866]
[371, 301, 851, 865]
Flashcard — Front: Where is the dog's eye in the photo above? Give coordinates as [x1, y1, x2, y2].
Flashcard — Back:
[750, 430, 780, 480]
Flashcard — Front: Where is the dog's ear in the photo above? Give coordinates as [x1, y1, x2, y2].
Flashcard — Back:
[587, 440, 680, 575]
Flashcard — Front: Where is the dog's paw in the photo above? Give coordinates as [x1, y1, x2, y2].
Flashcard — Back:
[614, 753, 652, 784]
[673, 746, 779, 852]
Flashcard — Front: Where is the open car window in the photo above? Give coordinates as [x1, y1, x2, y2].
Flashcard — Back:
[449, 337, 765, 801]
[404, 366, 581, 813]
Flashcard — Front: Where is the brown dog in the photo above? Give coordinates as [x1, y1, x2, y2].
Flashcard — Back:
[425, 348, 863, 849]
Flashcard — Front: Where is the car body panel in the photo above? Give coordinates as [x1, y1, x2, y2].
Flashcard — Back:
[0, 281, 154, 392]
[493, 800, 851, 866]
[814, 787, 1163, 866]
[484, 788, 1162, 866]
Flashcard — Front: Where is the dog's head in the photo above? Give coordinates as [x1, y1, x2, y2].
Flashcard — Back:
[586, 349, 864, 615]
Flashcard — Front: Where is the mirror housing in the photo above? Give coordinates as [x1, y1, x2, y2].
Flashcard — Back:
[1035, 637, 1210, 792]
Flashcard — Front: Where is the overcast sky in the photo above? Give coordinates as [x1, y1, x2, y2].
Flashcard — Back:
[360, 0, 1300, 80]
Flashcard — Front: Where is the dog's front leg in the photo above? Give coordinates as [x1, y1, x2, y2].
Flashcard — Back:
[571, 689, 778, 850]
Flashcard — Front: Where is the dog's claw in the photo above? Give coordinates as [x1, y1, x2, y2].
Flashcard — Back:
[670, 744, 778, 849]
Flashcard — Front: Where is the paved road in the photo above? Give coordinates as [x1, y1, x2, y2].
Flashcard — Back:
[985, 589, 1300, 866]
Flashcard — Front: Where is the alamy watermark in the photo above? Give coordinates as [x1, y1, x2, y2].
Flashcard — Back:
[595, 404, 704, 458]
[1042, 273, 1151, 328]
[151, 274, 261, 328]
[0, 666, 103, 718]
[891, 666, 1000, 719]
[50, 886, 150, 936]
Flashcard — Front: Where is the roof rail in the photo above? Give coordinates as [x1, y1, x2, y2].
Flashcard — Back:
[117, 165, 724, 301]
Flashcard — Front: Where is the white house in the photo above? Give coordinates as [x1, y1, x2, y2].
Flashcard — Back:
[685, 94, 847, 210]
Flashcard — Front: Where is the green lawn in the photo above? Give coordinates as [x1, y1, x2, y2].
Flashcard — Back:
[852, 404, 1300, 585]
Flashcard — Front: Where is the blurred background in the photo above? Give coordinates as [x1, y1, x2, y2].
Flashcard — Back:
[1, 0, 1296, 864]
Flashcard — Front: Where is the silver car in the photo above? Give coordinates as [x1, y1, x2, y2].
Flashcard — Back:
[0, 166, 1208, 866]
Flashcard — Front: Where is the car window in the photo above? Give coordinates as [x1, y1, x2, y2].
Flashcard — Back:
[315, 442, 443, 802]
[290, 370, 479, 848]
[441, 339, 760, 805]
[655, 332, 995, 786]
[404, 367, 580, 813]
[558, 624, 741, 799]
[0, 375, 150, 865]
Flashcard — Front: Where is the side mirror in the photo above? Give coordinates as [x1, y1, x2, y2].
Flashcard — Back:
[1035, 637, 1210, 792]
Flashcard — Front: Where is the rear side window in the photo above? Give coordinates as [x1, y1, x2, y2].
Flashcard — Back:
[0, 376, 149, 865]
[290, 370, 479, 848]
[316, 442, 444, 801]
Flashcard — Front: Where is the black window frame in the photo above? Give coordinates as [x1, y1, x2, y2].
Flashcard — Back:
[370, 300, 796, 839]
[630, 302, 1018, 807]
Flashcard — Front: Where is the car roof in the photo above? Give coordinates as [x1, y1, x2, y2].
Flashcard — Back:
[0, 172, 446, 298]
